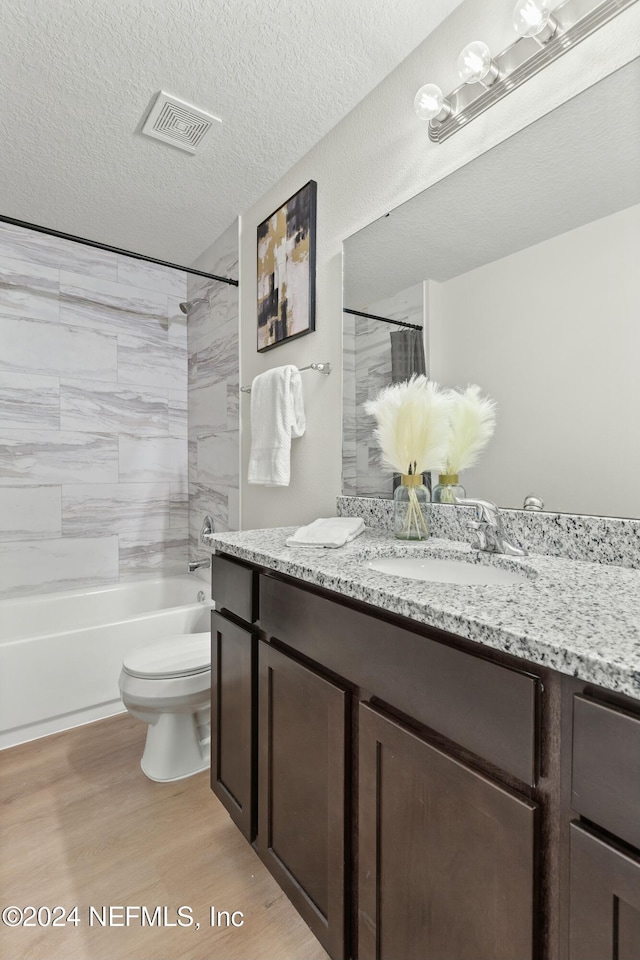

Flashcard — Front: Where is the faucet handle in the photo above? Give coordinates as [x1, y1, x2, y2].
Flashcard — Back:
[200, 515, 215, 541]
[455, 496, 501, 526]
[455, 496, 528, 557]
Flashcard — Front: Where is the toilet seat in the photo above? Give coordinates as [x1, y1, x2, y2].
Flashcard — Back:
[119, 631, 212, 782]
[122, 632, 210, 679]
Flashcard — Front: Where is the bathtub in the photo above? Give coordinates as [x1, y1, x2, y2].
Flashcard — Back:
[0, 575, 213, 750]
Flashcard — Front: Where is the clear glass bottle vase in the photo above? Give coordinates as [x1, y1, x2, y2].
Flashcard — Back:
[432, 473, 466, 505]
[394, 474, 430, 540]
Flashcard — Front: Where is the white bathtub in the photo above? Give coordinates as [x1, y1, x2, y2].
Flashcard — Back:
[0, 576, 213, 750]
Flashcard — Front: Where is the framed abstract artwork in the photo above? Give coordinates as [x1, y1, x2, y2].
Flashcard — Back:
[257, 179, 317, 352]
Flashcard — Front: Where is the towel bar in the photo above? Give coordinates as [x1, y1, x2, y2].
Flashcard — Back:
[240, 362, 331, 393]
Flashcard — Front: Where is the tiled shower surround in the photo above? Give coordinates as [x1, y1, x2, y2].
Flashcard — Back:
[186, 220, 240, 558]
[342, 283, 424, 497]
[342, 311, 390, 497]
[0, 222, 189, 598]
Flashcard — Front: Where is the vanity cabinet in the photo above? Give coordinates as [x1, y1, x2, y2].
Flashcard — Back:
[257, 572, 541, 960]
[210, 549, 640, 960]
[358, 703, 537, 960]
[256, 641, 349, 959]
[568, 694, 640, 959]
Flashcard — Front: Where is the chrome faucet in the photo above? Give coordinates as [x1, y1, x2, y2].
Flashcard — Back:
[456, 497, 528, 557]
[188, 558, 211, 572]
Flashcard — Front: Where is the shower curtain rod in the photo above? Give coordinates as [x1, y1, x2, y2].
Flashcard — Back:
[0, 214, 239, 286]
[343, 307, 423, 331]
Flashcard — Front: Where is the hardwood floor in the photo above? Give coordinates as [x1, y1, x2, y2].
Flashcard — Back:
[0, 713, 329, 960]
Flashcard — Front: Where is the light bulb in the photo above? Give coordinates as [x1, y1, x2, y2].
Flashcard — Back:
[413, 84, 450, 122]
[456, 41, 500, 87]
[512, 0, 558, 43]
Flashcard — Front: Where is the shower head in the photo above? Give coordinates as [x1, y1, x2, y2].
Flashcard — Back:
[179, 298, 209, 314]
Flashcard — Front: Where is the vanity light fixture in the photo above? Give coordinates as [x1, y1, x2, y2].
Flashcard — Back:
[413, 83, 451, 121]
[456, 41, 501, 87]
[512, 0, 559, 44]
[414, 0, 638, 143]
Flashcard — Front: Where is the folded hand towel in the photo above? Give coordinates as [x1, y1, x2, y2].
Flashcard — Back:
[286, 517, 365, 548]
[248, 365, 306, 486]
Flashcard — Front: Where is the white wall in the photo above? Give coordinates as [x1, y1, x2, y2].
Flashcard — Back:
[429, 203, 640, 517]
[236, 0, 640, 529]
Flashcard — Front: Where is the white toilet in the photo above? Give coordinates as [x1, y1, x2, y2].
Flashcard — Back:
[118, 632, 211, 783]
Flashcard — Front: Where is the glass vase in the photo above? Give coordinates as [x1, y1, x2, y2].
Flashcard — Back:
[432, 473, 466, 505]
[394, 475, 430, 540]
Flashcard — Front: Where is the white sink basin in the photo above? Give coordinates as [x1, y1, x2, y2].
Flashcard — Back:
[367, 556, 530, 585]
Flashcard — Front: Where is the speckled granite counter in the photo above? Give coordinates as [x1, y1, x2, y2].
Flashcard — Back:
[203, 526, 640, 700]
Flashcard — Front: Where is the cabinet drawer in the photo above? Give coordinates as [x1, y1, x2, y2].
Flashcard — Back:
[572, 695, 640, 848]
[260, 575, 539, 785]
[211, 554, 258, 624]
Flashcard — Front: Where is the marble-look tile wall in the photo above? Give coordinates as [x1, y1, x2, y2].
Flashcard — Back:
[187, 220, 240, 563]
[0, 222, 189, 598]
[342, 283, 424, 498]
[342, 313, 357, 496]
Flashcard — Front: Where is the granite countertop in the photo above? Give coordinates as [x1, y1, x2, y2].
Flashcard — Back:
[203, 526, 640, 700]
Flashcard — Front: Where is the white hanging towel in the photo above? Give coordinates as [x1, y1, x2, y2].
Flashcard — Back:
[285, 517, 365, 548]
[248, 365, 306, 486]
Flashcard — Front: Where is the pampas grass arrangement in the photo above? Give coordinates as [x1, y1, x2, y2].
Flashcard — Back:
[365, 378, 497, 528]
[365, 375, 452, 539]
[444, 385, 497, 475]
[364, 375, 452, 476]
[433, 385, 497, 503]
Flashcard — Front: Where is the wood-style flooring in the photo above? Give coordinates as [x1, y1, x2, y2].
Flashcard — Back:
[0, 713, 329, 960]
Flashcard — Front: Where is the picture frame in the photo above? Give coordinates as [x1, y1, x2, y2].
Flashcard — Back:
[257, 179, 317, 352]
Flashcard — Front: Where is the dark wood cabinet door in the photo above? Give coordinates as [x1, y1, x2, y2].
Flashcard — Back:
[570, 824, 640, 960]
[211, 611, 257, 840]
[358, 703, 537, 960]
[257, 641, 348, 960]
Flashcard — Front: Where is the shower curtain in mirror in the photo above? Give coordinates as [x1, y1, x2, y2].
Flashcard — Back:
[390, 328, 430, 493]
[390, 328, 425, 382]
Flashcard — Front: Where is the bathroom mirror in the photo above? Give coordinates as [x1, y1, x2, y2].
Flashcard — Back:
[342, 57, 640, 518]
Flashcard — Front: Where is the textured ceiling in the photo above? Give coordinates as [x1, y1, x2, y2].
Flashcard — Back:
[344, 57, 640, 306]
[0, 0, 463, 267]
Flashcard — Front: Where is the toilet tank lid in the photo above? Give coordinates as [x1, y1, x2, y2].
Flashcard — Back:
[122, 632, 211, 679]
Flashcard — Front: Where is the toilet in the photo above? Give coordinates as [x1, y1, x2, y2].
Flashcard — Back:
[118, 632, 211, 783]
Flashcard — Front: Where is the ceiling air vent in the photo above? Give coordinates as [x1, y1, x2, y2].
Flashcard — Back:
[141, 91, 221, 154]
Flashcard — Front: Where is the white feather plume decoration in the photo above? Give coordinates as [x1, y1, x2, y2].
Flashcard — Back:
[444, 385, 496, 473]
[364, 375, 452, 475]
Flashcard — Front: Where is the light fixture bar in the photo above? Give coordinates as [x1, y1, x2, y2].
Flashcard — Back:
[428, 0, 638, 142]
